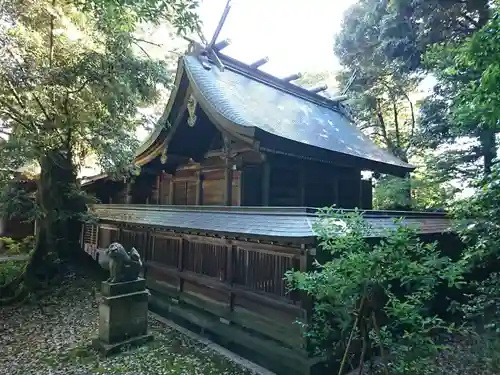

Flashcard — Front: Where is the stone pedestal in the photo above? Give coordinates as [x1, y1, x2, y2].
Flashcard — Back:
[92, 278, 153, 356]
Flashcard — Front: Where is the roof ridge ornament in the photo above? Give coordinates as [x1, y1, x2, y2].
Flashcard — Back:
[282, 72, 302, 83]
[249, 56, 269, 69]
[186, 0, 233, 72]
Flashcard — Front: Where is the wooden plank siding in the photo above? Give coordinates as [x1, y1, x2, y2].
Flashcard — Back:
[80, 222, 313, 374]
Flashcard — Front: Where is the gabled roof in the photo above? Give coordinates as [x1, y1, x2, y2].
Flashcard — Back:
[137, 51, 413, 176]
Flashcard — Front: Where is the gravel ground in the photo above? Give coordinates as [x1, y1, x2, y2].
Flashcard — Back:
[0, 272, 252, 375]
[3, 270, 500, 375]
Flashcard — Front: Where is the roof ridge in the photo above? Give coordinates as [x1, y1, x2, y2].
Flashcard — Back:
[205, 52, 351, 115]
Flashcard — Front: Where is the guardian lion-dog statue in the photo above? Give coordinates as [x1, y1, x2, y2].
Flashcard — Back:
[105, 242, 142, 283]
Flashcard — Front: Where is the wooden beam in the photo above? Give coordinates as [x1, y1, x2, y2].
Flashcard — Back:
[249, 57, 269, 69]
[208, 0, 233, 51]
[282, 72, 302, 82]
[214, 38, 231, 51]
[309, 84, 328, 94]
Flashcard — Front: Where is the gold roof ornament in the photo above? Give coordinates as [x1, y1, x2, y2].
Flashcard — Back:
[160, 148, 168, 164]
[187, 94, 198, 127]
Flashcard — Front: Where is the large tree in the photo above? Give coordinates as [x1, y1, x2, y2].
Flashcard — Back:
[380, 0, 496, 176]
[0, 0, 198, 298]
[335, 0, 497, 208]
[334, 0, 422, 208]
[420, 4, 500, 178]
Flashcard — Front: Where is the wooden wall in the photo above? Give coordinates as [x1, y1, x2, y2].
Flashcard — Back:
[81, 222, 316, 375]
[136, 153, 371, 209]
[153, 157, 241, 206]
[91, 128, 373, 209]
[241, 155, 371, 209]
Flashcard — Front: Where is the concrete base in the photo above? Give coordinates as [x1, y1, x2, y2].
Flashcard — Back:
[92, 333, 153, 356]
[93, 278, 152, 355]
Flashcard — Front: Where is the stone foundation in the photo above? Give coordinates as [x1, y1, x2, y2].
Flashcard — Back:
[92, 278, 152, 355]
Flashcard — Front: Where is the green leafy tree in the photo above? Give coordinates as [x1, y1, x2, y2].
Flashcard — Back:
[374, 152, 459, 211]
[386, 0, 495, 178]
[286, 209, 464, 374]
[335, 0, 420, 164]
[294, 71, 338, 99]
[0, 0, 199, 299]
[335, 0, 425, 208]
[335, 0, 496, 206]
[423, 6, 500, 177]
[453, 160, 500, 320]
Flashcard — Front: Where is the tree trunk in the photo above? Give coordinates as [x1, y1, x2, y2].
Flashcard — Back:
[480, 129, 496, 176]
[1, 148, 87, 299]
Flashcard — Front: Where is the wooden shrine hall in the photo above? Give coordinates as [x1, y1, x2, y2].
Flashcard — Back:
[84, 50, 414, 209]
[81, 42, 451, 375]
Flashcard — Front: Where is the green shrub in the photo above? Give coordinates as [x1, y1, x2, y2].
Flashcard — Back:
[0, 236, 35, 255]
[452, 162, 500, 330]
[286, 208, 465, 375]
[0, 260, 26, 286]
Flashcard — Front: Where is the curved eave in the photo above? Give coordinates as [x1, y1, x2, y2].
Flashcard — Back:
[134, 57, 186, 167]
[255, 128, 415, 177]
[181, 58, 257, 146]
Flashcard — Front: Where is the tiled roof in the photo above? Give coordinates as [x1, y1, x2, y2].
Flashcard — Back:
[182, 54, 414, 175]
[92, 204, 452, 240]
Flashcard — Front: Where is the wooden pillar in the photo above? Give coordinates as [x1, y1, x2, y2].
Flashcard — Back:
[125, 181, 133, 204]
[168, 175, 174, 205]
[223, 136, 233, 206]
[299, 161, 305, 206]
[261, 159, 271, 206]
[156, 174, 161, 204]
[195, 170, 201, 205]
[0, 216, 5, 251]
[333, 176, 339, 207]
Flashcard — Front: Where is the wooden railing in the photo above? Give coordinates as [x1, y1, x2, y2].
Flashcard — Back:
[81, 222, 311, 355]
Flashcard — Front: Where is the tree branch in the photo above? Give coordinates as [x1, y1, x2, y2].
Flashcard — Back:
[462, 14, 480, 29]
[393, 101, 400, 148]
[0, 109, 31, 130]
[66, 78, 91, 95]
[32, 93, 51, 121]
[4, 75, 25, 109]
[131, 40, 152, 59]
[131, 37, 162, 47]
[402, 92, 416, 153]
[376, 99, 391, 149]
[49, 0, 55, 69]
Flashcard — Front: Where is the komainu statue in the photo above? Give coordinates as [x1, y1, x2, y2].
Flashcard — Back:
[105, 242, 142, 283]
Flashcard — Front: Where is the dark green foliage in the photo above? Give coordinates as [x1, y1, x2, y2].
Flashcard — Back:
[0, 0, 199, 297]
[0, 236, 35, 255]
[0, 260, 27, 286]
[451, 161, 500, 329]
[286, 208, 464, 374]
[335, 0, 500, 206]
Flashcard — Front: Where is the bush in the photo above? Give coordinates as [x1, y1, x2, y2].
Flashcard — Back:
[452, 161, 500, 330]
[0, 236, 35, 255]
[286, 208, 465, 375]
[0, 260, 26, 286]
